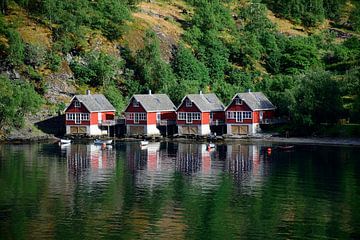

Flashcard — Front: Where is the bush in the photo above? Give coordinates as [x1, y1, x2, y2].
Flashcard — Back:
[0, 76, 43, 130]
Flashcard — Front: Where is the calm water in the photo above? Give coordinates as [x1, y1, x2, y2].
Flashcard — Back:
[0, 142, 359, 239]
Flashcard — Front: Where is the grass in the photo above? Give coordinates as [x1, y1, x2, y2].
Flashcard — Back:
[5, 2, 52, 48]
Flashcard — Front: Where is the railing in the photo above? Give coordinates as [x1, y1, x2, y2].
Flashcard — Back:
[157, 120, 176, 126]
[99, 120, 116, 126]
[210, 120, 225, 126]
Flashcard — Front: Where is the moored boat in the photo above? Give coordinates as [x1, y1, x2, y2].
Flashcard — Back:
[94, 139, 113, 145]
[207, 143, 216, 149]
[140, 140, 149, 146]
[277, 145, 294, 150]
[60, 139, 71, 144]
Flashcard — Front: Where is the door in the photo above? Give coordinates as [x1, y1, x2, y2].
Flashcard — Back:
[236, 112, 242, 122]
[134, 113, 139, 123]
[231, 125, 248, 135]
[186, 113, 193, 124]
[129, 126, 144, 135]
[182, 126, 198, 135]
[75, 114, 80, 124]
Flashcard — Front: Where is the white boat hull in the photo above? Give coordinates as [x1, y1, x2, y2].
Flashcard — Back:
[94, 139, 113, 145]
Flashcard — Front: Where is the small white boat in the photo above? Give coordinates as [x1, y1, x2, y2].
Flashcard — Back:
[60, 139, 71, 144]
[207, 143, 216, 149]
[94, 139, 113, 145]
[140, 140, 149, 146]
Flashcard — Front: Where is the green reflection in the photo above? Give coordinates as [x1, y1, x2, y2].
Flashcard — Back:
[0, 143, 359, 239]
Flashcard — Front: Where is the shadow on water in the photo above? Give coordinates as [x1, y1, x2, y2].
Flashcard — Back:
[0, 142, 360, 239]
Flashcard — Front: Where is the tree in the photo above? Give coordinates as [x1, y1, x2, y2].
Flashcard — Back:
[0, 76, 43, 130]
[290, 71, 342, 127]
[134, 31, 176, 93]
[172, 44, 210, 88]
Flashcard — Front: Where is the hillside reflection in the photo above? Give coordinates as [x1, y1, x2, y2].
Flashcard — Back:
[1, 142, 360, 239]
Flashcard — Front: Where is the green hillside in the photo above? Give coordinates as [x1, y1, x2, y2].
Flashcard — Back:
[0, 0, 359, 137]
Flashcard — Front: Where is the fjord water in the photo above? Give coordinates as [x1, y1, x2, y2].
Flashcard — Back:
[0, 142, 359, 239]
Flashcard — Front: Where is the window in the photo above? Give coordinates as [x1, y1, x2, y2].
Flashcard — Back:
[235, 98, 242, 105]
[210, 112, 214, 119]
[227, 111, 236, 119]
[81, 113, 89, 121]
[194, 113, 201, 120]
[66, 113, 75, 120]
[133, 100, 139, 107]
[178, 112, 186, 120]
[242, 112, 252, 119]
[139, 113, 146, 121]
[186, 99, 192, 107]
[126, 113, 134, 120]
[156, 112, 161, 122]
[74, 100, 80, 108]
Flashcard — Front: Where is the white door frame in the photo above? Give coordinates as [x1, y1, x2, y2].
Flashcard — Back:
[236, 112, 242, 122]
[75, 114, 81, 124]
[134, 113, 139, 123]
[186, 113, 193, 124]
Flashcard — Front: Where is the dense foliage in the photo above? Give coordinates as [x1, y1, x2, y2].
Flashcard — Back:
[0, 0, 360, 135]
[0, 76, 43, 130]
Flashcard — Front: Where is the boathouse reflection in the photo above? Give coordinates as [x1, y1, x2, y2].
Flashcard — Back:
[65, 144, 115, 178]
[225, 144, 269, 187]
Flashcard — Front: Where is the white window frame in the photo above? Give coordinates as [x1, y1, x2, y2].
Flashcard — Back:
[126, 113, 134, 120]
[236, 112, 242, 122]
[235, 98, 242, 105]
[66, 113, 76, 120]
[156, 112, 161, 122]
[74, 100, 81, 108]
[178, 112, 186, 120]
[186, 99, 192, 107]
[75, 113, 81, 124]
[133, 100, 139, 107]
[242, 111, 252, 119]
[139, 113, 146, 121]
[186, 112, 193, 123]
[80, 113, 89, 121]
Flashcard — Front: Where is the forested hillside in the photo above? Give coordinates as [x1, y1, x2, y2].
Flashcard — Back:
[0, 0, 360, 137]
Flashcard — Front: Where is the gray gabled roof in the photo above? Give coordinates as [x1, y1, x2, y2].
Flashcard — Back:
[182, 93, 225, 112]
[132, 94, 176, 112]
[234, 92, 275, 111]
[73, 94, 115, 112]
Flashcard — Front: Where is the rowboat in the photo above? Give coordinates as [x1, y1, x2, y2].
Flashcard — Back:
[94, 139, 113, 145]
[140, 140, 149, 146]
[60, 139, 71, 144]
[277, 145, 294, 150]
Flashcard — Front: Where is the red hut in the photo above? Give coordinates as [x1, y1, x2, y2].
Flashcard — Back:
[124, 91, 176, 136]
[225, 91, 275, 135]
[176, 92, 225, 136]
[64, 90, 116, 136]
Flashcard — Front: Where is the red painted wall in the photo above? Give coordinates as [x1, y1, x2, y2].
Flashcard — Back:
[177, 98, 202, 125]
[66, 98, 90, 113]
[226, 100, 252, 112]
[202, 112, 210, 124]
[161, 111, 176, 121]
[125, 99, 146, 113]
[147, 112, 157, 125]
[65, 98, 115, 126]
[225, 98, 275, 124]
[90, 112, 98, 125]
[212, 111, 225, 121]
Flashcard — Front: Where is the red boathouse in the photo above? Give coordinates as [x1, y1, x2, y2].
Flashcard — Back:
[225, 91, 275, 135]
[64, 90, 116, 136]
[124, 91, 176, 136]
[176, 92, 225, 136]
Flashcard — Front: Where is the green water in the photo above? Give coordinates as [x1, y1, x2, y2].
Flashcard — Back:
[0, 142, 359, 239]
